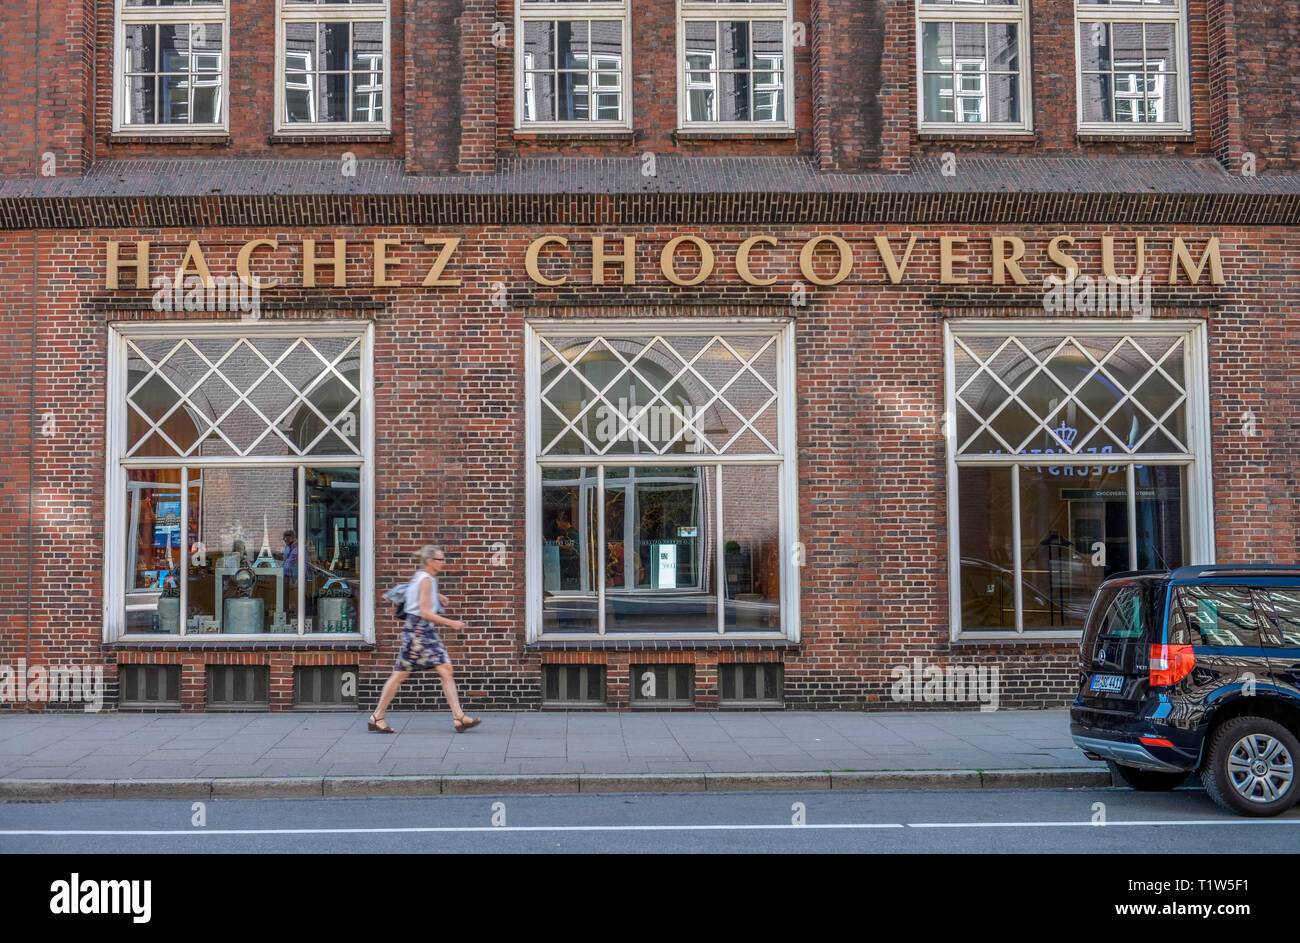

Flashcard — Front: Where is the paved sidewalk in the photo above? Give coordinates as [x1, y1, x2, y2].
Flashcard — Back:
[0, 709, 1109, 798]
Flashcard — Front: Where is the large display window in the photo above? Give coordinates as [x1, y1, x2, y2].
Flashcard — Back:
[526, 321, 797, 639]
[106, 322, 373, 639]
[945, 320, 1213, 639]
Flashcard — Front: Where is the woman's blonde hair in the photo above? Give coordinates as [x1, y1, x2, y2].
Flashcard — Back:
[415, 545, 443, 564]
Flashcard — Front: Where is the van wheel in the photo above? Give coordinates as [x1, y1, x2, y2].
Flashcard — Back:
[1106, 760, 1189, 791]
[1201, 717, 1300, 817]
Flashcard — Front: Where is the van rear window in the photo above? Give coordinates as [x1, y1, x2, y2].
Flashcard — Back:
[1095, 584, 1154, 639]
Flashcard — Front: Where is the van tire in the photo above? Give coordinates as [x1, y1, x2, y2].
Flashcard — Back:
[1201, 717, 1300, 817]
[1106, 760, 1189, 791]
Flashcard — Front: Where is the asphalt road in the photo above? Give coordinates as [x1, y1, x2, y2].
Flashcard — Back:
[2, 785, 1298, 853]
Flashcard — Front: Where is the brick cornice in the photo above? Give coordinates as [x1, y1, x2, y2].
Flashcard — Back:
[2, 156, 1299, 228]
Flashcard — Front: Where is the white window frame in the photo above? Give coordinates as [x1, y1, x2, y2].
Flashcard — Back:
[104, 321, 376, 643]
[525, 319, 800, 642]
[944, 319, 1214, 642]
[113, 0, 230, 134]
[677, 0, 794, 131]
[514, 1, 633, 132]
[916, 0, 1033, 134]
[1074, 0, 1190, 134]
[274, 0, 391, 134]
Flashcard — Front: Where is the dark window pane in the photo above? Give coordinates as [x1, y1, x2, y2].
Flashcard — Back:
[958, 467, 1015, 631]
[1133, 465, 1186, 571]
[721, 21, 749, 69]
[318, 22, 350, 71]
[125, 24, 158, 73]
[319, 70, 348, 121]
[720, 71, 750, 120]
[1080, 73, 1113, 123]
[989, 72, 1019, 122]
[558, 71, 588, 120]
[557, 20, 588, 69]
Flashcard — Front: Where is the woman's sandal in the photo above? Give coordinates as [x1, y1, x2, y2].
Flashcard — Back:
[453, 714, 482, 733]
[368, 712, 396, 734]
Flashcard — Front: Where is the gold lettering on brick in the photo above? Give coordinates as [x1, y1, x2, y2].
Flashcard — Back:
[1047, 235, 1079, 283]
[660, 236, 715, 286]
[236, 239, 280, 289]
[873, 234, 918, 285]
[303, 238, 347, 288]
[373, 238, 402, 288]
[176, 240, 214, 288]
[422, 237, 462, 287]
[592, 236, 636, 286]
[991, 236, 1029, 286]
[525, 235, 568, 287]
[736, 235, 778, 286]
[1101, 235, 1145, 285]
[798, 235, 852, 286]
[940, 236, 969, 284]
[1168, 236, 1225, 285]
[106, 240, 150, 289]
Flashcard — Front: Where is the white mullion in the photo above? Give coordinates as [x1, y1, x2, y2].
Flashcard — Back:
[1011, 463, 1023, 634]
[715, 463, 725, 635]
[1127, 463, 1138, 571]
[298, 465, 306, 635]
[597, 464, 606, 636]
[180, 465, 189, 636]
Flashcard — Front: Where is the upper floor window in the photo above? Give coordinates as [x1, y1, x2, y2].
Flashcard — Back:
[1075, 0, 1189, 133]
[276, 0, 390, 132]
[516, 0, 630, 130]
[917, 0, 1030, 132]
[115, 0, 228, 132]
[678, 0, 793, 128]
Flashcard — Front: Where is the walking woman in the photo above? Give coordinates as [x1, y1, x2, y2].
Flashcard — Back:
[368, 545, 482, 734]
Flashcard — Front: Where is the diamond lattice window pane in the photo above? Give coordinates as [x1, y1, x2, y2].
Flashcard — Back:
[539, 332, 782, 456]
[124, 333, 363, 459]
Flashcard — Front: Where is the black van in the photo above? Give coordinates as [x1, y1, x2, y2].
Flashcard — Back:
[1070, 565, 1300, 816]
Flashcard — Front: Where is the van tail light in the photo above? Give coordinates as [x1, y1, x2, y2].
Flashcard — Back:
[1149, 644, 1196, 687]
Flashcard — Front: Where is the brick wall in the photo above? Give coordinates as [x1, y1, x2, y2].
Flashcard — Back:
[1, 224, 1295, 712]
[5, 0, 1297, 176]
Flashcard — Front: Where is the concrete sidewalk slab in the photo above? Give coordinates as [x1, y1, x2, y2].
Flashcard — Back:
[0, 708, 1110, 798]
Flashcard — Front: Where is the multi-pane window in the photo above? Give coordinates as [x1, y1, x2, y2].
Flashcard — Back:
[527, 322, 797, 639]
[917, 0, 1030, 131]
[116, 0, 227, 130]
[107, 324, 373, 640]
[946, 322, 1212, 638]
[679, 0, 791, 126]
[278, 0, 389, 129]
[517, 1, 629, 128]
[1076, 0, 1189, 131]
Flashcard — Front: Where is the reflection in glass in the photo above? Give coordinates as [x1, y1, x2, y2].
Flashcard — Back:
[958, 467, 1015, 631]
[540, 467, 599, 634]
[184, 467, 298, 635]
[605, 466, 716, 633]
[304, 467, 361, 633]
[723, 466, 781, 630]
[1019, 465, 1128, 629]
[1134, 465, 1185, 571]
[124, 469, 187, 633]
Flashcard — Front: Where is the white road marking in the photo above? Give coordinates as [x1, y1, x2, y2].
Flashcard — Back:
[0, 818, 1296, 837]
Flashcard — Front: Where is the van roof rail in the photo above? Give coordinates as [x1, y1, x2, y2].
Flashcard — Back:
[1168, 564, 1300, 580]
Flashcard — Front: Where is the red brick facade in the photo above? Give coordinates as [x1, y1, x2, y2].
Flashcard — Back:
[1, 0, 1297, 712]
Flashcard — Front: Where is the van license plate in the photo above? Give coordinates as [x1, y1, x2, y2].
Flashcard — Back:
[1090, 673, 1125, 693]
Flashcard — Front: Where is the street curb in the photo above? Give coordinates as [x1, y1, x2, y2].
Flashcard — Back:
[0, 767, 1113, 800]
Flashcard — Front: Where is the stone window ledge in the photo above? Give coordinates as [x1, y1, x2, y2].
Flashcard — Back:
[268, 133, 393, 145]
[108, 133, 231, 146]
[1076, 133, 1195, 144]
[107, 638, 375, 652]
[674, 130, 797, 142]
[513, 130, 637, 143]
